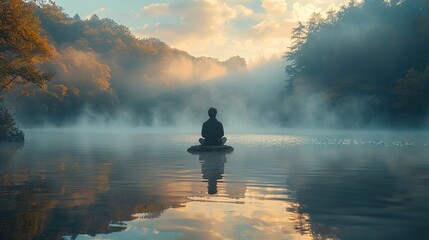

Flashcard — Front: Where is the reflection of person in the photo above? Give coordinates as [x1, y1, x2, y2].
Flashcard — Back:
[199, 107, 227, 146]
[199, 152, 227, 194]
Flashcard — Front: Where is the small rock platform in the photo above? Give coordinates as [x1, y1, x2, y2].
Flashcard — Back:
[187, 145, 234, 153]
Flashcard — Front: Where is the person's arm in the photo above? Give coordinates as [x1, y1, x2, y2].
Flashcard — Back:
[220, 122, 224, 137]
[202, 122, 207, 138]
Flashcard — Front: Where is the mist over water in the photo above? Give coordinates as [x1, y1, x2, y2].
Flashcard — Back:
[1, 130, 429, 239]
[9, 56, 288, 130]
[10, 51, 427, 130]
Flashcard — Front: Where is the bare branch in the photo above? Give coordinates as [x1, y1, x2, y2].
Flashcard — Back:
[0, 75, 18, 94]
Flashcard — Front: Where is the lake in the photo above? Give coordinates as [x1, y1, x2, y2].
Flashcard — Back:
[0, 130, 428, 240]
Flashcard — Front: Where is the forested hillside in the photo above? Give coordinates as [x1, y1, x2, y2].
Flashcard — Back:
[3, 2, 246, 126]
[284, 0, 429, 127]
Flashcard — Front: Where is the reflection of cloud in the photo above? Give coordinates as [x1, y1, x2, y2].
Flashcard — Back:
[78, 186, 314, 239]
[58, 162, 112, 208]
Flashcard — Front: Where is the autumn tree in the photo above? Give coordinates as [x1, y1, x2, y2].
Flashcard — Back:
[0, 0, 56, 94]
[0, 0, 55, 141]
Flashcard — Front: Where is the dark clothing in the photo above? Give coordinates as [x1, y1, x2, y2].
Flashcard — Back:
[201, 117, 224, 146]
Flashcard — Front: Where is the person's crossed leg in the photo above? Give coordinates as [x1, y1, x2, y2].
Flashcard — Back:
[199, 137, 227, 146]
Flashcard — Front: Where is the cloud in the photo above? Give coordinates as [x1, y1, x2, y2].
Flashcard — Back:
[134, 0, 351, 62]
[138, 0, 246, 41]
[291, 2, 323, 22]
[142, 3, 170, 16]
[135, 0, 257, 60]
[262, 0, 288, 15]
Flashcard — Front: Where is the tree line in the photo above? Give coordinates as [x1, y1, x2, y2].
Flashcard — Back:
[284, 0, 429, 127]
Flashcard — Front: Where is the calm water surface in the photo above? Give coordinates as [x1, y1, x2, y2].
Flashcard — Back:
[0, 130, 428, 240]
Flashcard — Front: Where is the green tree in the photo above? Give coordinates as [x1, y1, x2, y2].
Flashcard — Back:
[283, 0, 429, 126]
[0, 0, 56, 94]
[392, 65, 429, 122]
[0, 107, 24, 142]
[285, 21, 307, 91]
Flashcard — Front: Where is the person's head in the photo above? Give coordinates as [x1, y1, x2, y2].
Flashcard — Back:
[208, 107, 217, 118]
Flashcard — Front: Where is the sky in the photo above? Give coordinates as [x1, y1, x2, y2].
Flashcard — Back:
[52, 0, 351, 63]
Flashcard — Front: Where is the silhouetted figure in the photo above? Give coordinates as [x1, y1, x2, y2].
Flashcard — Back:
[199, 152, 227, 194]
[199, 107, 227, 146]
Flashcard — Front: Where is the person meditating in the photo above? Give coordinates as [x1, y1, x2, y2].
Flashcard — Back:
[199, 107, 227, 146]
[187, 107, 232, 152]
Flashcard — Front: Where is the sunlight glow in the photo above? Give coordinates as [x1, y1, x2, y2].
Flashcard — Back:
[64, 186, 316, 240]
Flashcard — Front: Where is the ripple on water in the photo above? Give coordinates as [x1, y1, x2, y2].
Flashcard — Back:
[1, 131, 428, 240]
[225, 133, 426, 148]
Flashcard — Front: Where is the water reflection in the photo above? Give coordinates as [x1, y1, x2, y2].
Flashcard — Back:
[196, 152, 228, 195]
[0, 142, 23, 170]
[1, 131, 429, 239]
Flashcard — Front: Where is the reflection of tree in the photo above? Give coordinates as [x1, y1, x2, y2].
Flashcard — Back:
[197, 152, 228, 195]
[282, 145, 429, 240]
[0, 177, 53, 240]
[0, 142, 23, 170]
[0, 147, 191, 239]
[287, 202, 339, 240]
[0, 165, 169, 239]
